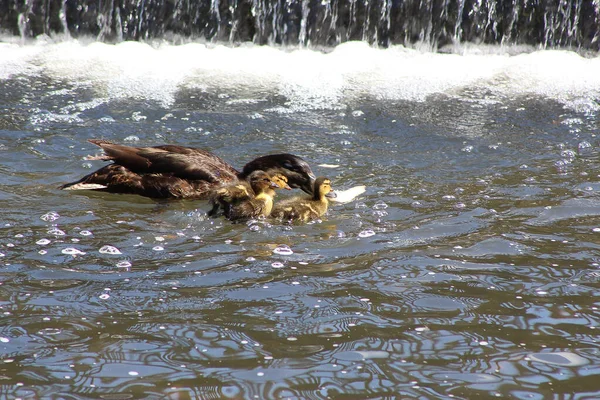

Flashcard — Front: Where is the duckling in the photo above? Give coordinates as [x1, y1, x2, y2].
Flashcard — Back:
[60, 139, 316, 199]
[209, 171, 282, 221]
[207, 172, 290, 217]
[271, 177, 336, 222]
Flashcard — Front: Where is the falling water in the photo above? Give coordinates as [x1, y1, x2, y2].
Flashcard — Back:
[1, 0, 599, 50]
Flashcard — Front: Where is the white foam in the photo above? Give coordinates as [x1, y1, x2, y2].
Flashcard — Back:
[1, 39, 599, 111]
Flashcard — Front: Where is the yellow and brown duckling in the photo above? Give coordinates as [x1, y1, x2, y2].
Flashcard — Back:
[60, 139, 316, 199]
[271, 177, 336, 222]
[208, 171, 287, 221]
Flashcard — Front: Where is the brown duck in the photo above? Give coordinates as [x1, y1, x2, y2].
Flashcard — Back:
[60, 139, 316, 199]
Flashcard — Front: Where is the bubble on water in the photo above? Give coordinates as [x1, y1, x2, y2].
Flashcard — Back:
[273, 245, 293, 256]
[454, 203, 466, 210]
[38, 328, 61, 336]
[36, 239, 51, 246]
[560, 149, 577, 161]
[41, 212, 60, 222]
[80, 230, 93, 236]
[38, 250, 47, 255]
[131, 112, 146, 122]
[81, 162, 93, 169]
[519, 164, 528, 169]
[116, 261, 132, 268]
[62, 248, 85, 255]
[461, 145, 474, 153]
[99, 293, 110, 300]
[355, 202, 368, 209]
[352, 110, 364, 117]
[99, 245, 122, 255]
[358, 229, 375, 238]
[249, 225, 260, 232]
[14, 234, 23, 238]
[442, 195, 456, 201]
[372, 201, 388, 210]
[128, 371, 139, 376]
[272, 262, 284, 269]
[246, 257, 256, 262]
[0, 337, 8, 343]
[153, 246, 164, 251]
[578, 141, 593, 154]
[593, 228, 600, 232]
[47, 228, 66, 236]
[155, 236, 165, 242]
[124, 135, 140, 142]
[411, 201, 423, 208]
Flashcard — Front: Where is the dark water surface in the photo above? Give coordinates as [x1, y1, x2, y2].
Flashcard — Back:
[1, 40, 600, 399]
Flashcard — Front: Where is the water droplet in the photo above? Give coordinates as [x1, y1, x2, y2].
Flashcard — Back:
[99, 245, 122, 255]
[358, 229, 375, 238]
[62, 248, 85, 255]
[36, 239, 51, 245]
[41, 212, 60, 222]
[273, 245, 293, 255]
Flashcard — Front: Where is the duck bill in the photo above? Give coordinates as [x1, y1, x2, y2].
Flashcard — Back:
[325, 190, 337, 198]
[284, 184, 292, 190]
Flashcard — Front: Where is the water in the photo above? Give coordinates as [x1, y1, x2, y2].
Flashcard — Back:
[1, 38, 600, 398]
[2, 0, 600, 49]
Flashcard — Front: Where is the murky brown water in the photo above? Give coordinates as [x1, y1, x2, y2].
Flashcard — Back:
[1, 40, 599, 399]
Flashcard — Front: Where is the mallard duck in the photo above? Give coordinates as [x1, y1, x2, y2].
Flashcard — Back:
[209, 171, 282, 221]
[271, 177, 336, 222]
[60, 139, 315, 199]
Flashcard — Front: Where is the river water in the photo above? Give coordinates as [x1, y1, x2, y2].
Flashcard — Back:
[1, 38, 599, 399]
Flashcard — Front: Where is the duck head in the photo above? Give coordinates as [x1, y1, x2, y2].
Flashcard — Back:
[313, 177, 336, 200]
[241, 154, 316, 195]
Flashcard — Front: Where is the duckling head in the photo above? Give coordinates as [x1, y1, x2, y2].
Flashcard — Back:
[271, 174, 292, 190]
[313, 177, 336, 200]
[247, 170, 279, 194]
[241, 154, 316, 195]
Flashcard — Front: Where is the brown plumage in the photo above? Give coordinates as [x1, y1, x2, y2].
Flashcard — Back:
[208, 171, 282, 221]
[60, 139, 316, 199]
[271, 177, 336, 222]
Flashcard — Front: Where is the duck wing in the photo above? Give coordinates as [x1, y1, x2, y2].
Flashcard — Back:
[60, 164, 217, 199]
[89, 140, 240, 183]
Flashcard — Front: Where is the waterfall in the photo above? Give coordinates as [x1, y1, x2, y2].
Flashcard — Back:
[0, 0, 598, 50]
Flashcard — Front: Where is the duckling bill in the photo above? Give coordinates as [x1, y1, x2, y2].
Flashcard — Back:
[271, 177, 336, 222]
